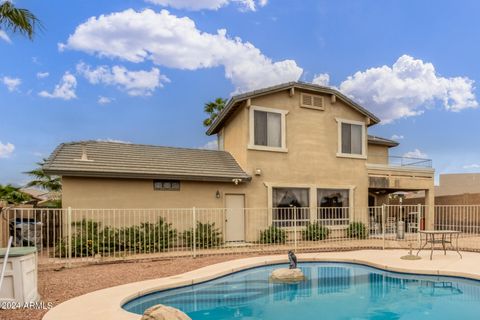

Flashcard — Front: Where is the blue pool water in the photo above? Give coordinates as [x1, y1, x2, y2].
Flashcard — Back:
[123, 262, 480, 319]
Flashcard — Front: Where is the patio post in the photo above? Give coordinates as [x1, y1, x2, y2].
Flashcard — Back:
[192, 207, 196, 258]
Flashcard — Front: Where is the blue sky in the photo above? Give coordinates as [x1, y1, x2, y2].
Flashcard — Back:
[1, 0, 480, 185]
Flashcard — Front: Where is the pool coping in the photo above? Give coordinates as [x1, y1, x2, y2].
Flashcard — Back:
[42, 250, 480, 320]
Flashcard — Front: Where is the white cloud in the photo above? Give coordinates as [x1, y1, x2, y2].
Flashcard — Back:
[391, 134, 404, 140]
[463, 164, 480, 169]
[403, 149, 428, 159]
[36, 72, 50, 79]
[0, 142, 15, 158]
[201, 139, 218, 150]
[97, 96, 113, 105]
[38, 72, 77, 100]
[77, 62, 169, 96]
[146, 0, 268, 11]
[1, 76, 21, 92]
[60, 9, 302, 94]
[339, 55, 478, 123]
[0, 30, 11, 43]
[312, 73, 330, 86]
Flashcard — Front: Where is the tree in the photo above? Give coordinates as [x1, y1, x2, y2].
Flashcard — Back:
[24, 159, 61, 192]
[0, 0, 42, 40]
[203, 98, 227, 127]
[0, 184, 31, 204]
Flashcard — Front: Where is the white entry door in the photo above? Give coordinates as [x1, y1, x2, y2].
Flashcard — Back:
[225, 194, 245, 242]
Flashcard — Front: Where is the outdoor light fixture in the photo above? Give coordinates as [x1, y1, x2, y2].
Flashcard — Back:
[255, 168, 262, 176]
[216, 190, 221, 199]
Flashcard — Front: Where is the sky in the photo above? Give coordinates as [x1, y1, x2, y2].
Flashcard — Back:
[1, 0, 480, 186]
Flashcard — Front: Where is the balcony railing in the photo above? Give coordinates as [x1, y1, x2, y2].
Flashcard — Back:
[368, 155, 432, 168]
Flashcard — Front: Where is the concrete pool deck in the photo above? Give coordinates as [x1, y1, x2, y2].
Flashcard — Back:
[42, 249, 480, 320]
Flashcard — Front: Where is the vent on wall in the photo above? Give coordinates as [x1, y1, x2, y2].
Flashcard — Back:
[300, 93, 324, 110]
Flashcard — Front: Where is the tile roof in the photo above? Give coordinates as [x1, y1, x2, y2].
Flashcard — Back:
[43, 141, 251, 183]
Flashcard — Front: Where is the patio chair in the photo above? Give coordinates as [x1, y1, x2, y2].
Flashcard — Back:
[407, 212, 419, 233]
[385, 217, 397, 234]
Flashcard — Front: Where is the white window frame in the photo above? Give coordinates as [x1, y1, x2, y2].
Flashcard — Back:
[264, 182, 355, 230]
[316, 187, 353, 227]
[336, 118, 367, 159]
[248, 105, 288, 152]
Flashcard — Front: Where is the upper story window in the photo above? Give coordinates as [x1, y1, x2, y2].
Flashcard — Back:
[249, 106, 288, 152]
[336, 118, 366, 158]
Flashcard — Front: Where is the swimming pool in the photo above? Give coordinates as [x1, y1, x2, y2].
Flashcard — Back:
[123, 262, 480, 319]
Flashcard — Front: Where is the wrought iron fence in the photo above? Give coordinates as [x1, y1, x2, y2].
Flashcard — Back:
[1, 204, 480, 266]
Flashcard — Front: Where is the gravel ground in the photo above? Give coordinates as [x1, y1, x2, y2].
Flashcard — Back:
[2, 255, 254, 320]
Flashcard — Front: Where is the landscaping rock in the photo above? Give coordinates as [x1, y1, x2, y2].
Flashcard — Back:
[141, 304, 191, 320]
[270, 268, 305, 282]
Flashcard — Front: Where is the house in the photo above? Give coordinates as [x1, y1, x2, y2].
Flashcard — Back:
[403, 173, 480, 205]
[43, 82, 435, 241]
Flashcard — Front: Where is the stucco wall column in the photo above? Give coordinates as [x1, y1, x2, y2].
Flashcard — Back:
[424, 188, 435, 230]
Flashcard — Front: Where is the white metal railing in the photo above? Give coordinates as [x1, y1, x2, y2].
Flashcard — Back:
[2, 205, 480, 266]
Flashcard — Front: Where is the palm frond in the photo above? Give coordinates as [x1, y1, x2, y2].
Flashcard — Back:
[0, 1, 43, 40]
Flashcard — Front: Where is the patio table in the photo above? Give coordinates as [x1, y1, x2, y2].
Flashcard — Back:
[416, 230, 462, 260]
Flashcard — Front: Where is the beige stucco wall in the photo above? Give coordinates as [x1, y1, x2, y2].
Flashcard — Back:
[436, 173, 480, 196]
[62, 177, 248, 209]
[367, 144, 389, 165]
[223, 89, 372, 210]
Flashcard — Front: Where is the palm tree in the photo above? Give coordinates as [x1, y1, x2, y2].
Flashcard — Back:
[0, 0, 42, 40]
[203, 98, 227, 127]
[0, 184, 31, 204]
[24, 159, 61, 192]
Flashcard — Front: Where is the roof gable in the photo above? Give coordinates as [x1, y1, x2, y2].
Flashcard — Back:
[206, 81, 381, 135]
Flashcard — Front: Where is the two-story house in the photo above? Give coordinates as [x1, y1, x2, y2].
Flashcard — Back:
[44, 82, 435, 241]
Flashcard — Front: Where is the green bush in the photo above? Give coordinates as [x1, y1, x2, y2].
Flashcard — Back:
[118, 218, 178, 253]
[302, 222, 330, 241]
[55, 218, 178, 257]
[182, 221, 223, 248]
[259, 226, 286, 244]
[346, 222, 368, 239]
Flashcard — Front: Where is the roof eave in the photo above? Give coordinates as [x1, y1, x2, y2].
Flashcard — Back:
[44, 169, 252, 183]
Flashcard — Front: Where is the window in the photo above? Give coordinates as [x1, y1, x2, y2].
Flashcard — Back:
[317, 189, 350, 226]
[249, 106, 287, 152]
[153, 180, 180, 191]
[337, 119, 365, 157]
[272, 187, 309, 227]
[254, 110, 281, 147]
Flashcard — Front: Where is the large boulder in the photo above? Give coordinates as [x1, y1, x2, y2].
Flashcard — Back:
[270, 268, 305, 282]
[141, 304, 191, 320]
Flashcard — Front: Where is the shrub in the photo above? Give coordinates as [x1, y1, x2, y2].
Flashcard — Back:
[346, 222, 368, 239]
[259, 226, 286, 244]
[302, 222, 330, 241]
[115, 218, 177, 253]
[55, 218, 178, 257]
[183, 221, 223, 248]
